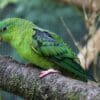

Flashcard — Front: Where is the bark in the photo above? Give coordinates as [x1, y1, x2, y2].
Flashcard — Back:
[0, 55, 100, 100]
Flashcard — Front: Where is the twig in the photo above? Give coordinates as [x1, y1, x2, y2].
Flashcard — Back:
[59, 0, 100, 12]
[78, 29, 100, 69]
[60, 16, 82, 51]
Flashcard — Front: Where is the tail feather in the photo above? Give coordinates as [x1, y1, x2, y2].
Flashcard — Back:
[52, 57, 96, 82]
[62, 59, 88, 81]
[53, 58, 88, 81]
[86, 71, 97, 82]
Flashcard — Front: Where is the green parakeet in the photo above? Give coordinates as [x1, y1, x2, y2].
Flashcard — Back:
[0, 18, 95, 82]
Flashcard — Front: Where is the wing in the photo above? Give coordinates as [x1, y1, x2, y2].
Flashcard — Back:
[32, 28, 76, 58]
[32, 28, 87, 81]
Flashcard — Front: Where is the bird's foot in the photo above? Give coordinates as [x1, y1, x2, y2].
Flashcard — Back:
[39, 69, 59, 78]
[25, 63, 34, 67]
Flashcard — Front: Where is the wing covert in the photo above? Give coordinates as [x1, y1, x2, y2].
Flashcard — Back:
[31, 28, 76, 59]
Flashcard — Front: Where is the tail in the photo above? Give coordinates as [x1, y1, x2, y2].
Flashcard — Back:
[53, 57, 97, 82]
[86, 70, 97, 82]
[54, 58, 88, 82]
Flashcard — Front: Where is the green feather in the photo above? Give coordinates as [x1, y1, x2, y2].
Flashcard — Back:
[0, 18, 95, 82]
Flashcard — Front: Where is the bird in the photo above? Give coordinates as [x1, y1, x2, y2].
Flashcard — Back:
[0, 18, 95, 82]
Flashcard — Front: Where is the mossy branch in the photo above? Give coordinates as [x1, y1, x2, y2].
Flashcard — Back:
[0, 56, 100, 100]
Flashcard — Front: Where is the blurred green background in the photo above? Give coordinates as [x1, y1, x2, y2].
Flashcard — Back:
[0, 0, 96, 99]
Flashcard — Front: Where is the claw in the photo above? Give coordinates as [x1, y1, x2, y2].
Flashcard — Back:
[39, 69, 59, 78]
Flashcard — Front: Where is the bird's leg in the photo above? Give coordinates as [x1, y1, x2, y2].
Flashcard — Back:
[39, 69, 59, 78]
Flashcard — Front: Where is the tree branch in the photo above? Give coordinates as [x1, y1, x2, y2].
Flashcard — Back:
[0, 56, 100, 100]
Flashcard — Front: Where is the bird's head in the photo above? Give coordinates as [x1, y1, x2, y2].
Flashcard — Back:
[0, 18, 20, 43]
[0, 18, 33, 43]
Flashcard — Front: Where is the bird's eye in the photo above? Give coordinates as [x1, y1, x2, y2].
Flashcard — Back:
[2, 26, 7, 32]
